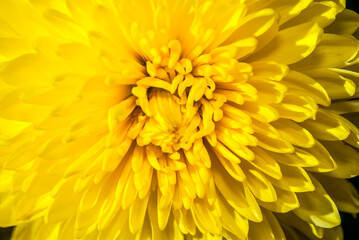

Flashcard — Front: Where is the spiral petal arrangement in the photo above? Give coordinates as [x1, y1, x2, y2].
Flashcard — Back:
[1, 0, 359, 239]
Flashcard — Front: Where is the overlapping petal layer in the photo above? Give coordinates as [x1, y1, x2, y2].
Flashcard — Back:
[0, 0, 359, 239]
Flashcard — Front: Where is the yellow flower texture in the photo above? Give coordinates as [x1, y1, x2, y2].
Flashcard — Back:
[1, 0, 359, 239]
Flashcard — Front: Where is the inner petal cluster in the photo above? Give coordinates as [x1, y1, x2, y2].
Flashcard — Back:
[129, 39, 235, 155]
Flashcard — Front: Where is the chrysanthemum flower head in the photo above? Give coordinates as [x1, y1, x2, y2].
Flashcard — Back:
[1, 0, 359, 239]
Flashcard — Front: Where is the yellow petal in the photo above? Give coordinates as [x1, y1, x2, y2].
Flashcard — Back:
[147, 194, 170, 240]
[273, 94, 317, 122]
[250, 79, 287, 104]
[26, 172, 61, 198]
[212, 160, 262, 222]
[12, 219, 59, 240]
[0, 0, 52, 41]
[242, 102, 279, 123]
[316, 175, 359, 213]
[321, 141, 359, 178]
[0, 90, 51, 123]
[0, 37, 33, 59]
[227, 8, 279, 52]
[249, 0, 312, 25]
[328, 99, 359, 115]
[213, 141, 241, 164]
[251, 61, 289, 81]
[0, 118, 30, 141]
[129, 194, 150, 234]
[302, 140, 336, 173]
[173, 208, 196, 235]
[221, 103, 252, 125]
[326, 9, 359, 35]
[0, 194, 24, 227]
[254, 132, 294, 153]
[300, 109, 350, 141]
[281, 225, 307, 240]
[277, 211, 325, 239]
[292, 34, 359, 69]
[191, 198, 221, 235]
[320, 226, 344, 240]
[282, 1, 337, 29]
[248, 209, 285, 240]
[282, 70, 331, 106]
[39, 135, 99, 161]
[248, 22, 323, 65]
[249, 147, 282, 180]
[216, 128, 255, 161]
[207, 2, 247, 49]
[0, 54, 63, 86]
[214, 149, 245, 182]
[269, 163, 315, 193]
[272, 119, 315, 148]
[98, 209, 129, 240]
[43, 9, 87, 41]
[121, 171, 137, 209]
[157, 191, 172, 230]
[46, 193, 80, 224]
[79, 182, 103, 213]
[244, 165, 277, 202]
[269, 148, 320, 168]
[217, 193, 249, 239]
[294, 175, 341, 228]
[259, 187, 299, 213]
[108, 96, 136, 131]
[306, 68, 356, 100]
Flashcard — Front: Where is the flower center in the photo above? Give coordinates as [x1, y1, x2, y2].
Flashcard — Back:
[132, 40, 225, 154]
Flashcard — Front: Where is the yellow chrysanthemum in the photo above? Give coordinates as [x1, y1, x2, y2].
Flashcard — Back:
[1, 0, 359, 239]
